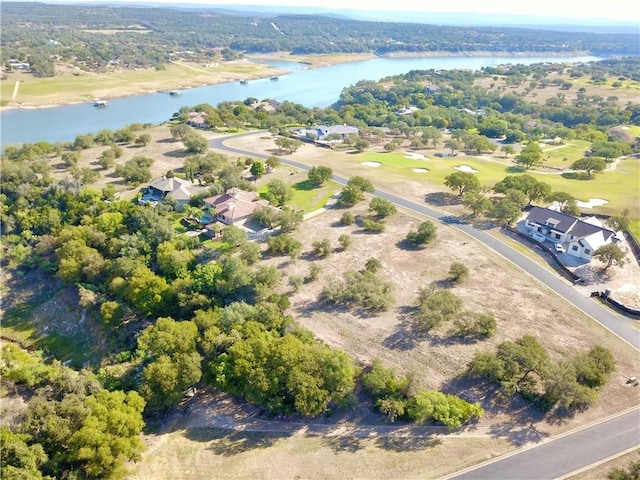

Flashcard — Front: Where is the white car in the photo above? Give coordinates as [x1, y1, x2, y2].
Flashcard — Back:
[554, 243, 565, 253]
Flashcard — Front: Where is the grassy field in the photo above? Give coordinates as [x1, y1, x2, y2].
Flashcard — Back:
[256, 174, 341, 213]
[1, 61, 283, 107]
[358, 149, 640, 218]
[132, 427, 513, 480]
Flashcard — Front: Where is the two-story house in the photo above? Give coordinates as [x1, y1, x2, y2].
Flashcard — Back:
[524, 206, 618, 260]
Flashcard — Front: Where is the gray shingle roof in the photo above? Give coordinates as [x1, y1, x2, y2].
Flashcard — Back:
[526, 206, 577, 233]
[526, 206, 616, 241]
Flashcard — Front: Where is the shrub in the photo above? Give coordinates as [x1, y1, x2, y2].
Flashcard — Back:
[448, 262, 470, 284]
[338, 234, 351, 250]
[406, 221, 436, 247]
[340, 211, 355, 225]
[312, 239, 333, 258]
[362, 219, 385, 233]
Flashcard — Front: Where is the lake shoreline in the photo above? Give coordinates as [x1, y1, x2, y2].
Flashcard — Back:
[0, 50, 595, 112]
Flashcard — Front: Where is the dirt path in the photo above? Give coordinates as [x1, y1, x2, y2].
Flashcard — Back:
[167, 391, 548, 447]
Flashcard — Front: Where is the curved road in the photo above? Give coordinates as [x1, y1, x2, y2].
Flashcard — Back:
[210, 132, 640, 479]
[210, 132, 639, 349]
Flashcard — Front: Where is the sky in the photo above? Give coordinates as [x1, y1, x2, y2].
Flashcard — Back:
[109, 0, 639, 23]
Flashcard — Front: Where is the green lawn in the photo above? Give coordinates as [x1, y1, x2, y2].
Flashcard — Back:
[629, 220, 640, 240]
[360, 151, 640, 218]
[539, 140, 591, 167]
[257, 180, 340, 213]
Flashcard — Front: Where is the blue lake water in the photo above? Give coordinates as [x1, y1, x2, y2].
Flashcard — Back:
[0, 55, 602, 146]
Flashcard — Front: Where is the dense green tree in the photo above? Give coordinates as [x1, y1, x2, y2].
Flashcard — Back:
[414, 286, 463, 331]
[140, 352, 201, 412]
[369, 197, 397, 218]
[593, 243, 627, 270]
[572, 346, 616, 388]
[549, 191, 580, 215]
[156, 241, 195, 279]
[339, 184, 365, 205]
[361, 359, 410, 398]
[183, 133, 209, 154]
[444, 138, 464, 155]
[493, 175, 551, 204]
[347, 176, 374, 193]
[407, 390, 483, 429]
[123, 266, 170, 316]
[0, 427, 48, 479]
[444, 171, 481, 196]
[469, 335, 550, 397]
[251, 205, 280, 229]
[267, 233, 302, 257]
[308, 165, 333, 186]
[221, 225, 248, 248]
[250, 160, 266, 178]
[338, 234, 351, 250]
[98, 148, 116, 169]
[275, 209, 304, 233]
[515, 142, 543, 169]
[274, 137, 302, 154]
[170, 124, 192, 142]
[239, 241, 262, 265]
[405, 221, 437, 247]
[67, 390, 146, 478]
[210, 330, 357, 416]
[606, 212, 630, 233]
[265, 179, 294, 207]
[571, 157, 606, 177]
[463, 191, 492, 216]
[115, 156, 154, 185]
[500, 145, 516, 157]
[322, 268, 394, 312]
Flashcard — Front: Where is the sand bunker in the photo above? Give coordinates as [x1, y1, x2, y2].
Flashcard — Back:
[576, 198, 608, 208]
[454, 165, 479, 173]
[404, 152, 429, 160]
[412, 168, 428, 173]
[362, 162, 381, 168]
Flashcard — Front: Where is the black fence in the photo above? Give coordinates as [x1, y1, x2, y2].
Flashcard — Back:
[505, 226, 582, 283]
[591, 291, 640, 319]
[626, 232, 640, 265]
[578, 212, 640, 266]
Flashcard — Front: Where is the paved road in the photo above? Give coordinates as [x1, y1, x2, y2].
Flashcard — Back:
[443, 408, 640, 480]
[210, 133, 640, 349]
[211, 132, 640, 478]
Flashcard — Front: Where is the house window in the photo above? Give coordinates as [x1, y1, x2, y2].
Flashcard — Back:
[584, 249, 591, 255]
[555, 233, 561, 239]
[572, 245, 578, 251]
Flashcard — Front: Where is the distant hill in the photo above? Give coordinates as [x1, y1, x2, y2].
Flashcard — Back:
[2, 1, 638, 73]
[140, 3, 640, 34]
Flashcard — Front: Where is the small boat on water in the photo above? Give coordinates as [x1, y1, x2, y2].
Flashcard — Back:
[168, 90, 181, 96]
[270, 76, 279, 81]
[239, 80, 248, 85]
[93, 100, 108, 107]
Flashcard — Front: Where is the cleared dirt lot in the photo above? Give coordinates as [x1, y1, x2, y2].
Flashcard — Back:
[129, 200, 639, 480]
[50, 127, 639, 479]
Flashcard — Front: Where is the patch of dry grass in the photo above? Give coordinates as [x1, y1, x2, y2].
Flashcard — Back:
[131, 427, 512, 480]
